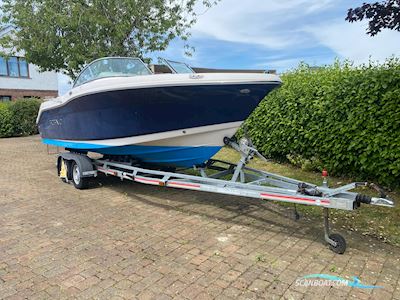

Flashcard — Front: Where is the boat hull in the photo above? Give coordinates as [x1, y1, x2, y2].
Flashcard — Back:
[38, 79, 281, 167]
[38, 83, 278, 140]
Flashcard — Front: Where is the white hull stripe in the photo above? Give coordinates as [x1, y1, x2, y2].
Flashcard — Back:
[51, 121, 243, 147]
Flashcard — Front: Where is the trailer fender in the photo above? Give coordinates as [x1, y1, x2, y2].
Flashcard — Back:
[58, 153, 96, 178]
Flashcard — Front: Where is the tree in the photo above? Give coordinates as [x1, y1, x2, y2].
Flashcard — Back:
[346, 0, 400, 36]
[0, 0, 217, 78]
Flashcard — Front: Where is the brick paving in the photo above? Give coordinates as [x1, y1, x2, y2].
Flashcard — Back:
[0, 135, 399, 299]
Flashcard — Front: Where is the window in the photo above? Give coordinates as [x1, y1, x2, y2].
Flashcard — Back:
[19, 59, 29, 77]
[8, 57, 19, 76]
[0, 56, 30, 78]
[0, 96, 11, 102]
[0, 57, 7, 76]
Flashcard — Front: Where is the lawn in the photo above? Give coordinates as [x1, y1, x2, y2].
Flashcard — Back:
[214, 147, 400, 247]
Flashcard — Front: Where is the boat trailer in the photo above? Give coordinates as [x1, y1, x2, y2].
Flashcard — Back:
[56, 138, 394, 254]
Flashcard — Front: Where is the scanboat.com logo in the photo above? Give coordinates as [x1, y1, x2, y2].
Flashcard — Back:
[295, 274, 383, 289]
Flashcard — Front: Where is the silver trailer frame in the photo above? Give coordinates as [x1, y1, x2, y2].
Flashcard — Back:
[57, 138, 394, 254]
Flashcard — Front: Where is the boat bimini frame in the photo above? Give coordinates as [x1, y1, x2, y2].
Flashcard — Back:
[57, 137, 394, 254]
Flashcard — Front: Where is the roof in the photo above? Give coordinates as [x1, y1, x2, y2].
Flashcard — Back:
[0, 25, 14, 38]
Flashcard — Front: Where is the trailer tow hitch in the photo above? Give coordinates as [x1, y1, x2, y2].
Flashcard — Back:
[353, 182, 394, 208]
[356, 192, 394, 207]
[368, 183, 394, 207]
[369, 197, 394, 207]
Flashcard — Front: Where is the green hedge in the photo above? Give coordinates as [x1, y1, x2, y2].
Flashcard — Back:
[245, 58, 400, 187]
[0, 102, 13, 137]
[0, 99, 41, 137]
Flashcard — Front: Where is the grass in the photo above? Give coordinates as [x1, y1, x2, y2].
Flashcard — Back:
[255, 254, 267, 262]
[213, 147, 400, 247]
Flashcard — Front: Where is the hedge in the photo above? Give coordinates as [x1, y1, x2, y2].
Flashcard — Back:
[0, 98, 41, 137]
[0, 102, 13, 137]
[245, 58, 400, 187]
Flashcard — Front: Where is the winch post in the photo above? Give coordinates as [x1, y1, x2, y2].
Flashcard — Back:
[231, 153, 247, 182]
[224, 136, 255, 183]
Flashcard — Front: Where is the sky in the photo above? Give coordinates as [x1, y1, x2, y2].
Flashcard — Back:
[59, 0, 400, 94]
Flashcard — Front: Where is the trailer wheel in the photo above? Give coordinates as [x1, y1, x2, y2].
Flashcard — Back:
[328, 233, 346, 254]
[66, 160, 74, 181]
[71, 161, 89, 189]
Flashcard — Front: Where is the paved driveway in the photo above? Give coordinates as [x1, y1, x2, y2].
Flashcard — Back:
[0, 136, 399, 299]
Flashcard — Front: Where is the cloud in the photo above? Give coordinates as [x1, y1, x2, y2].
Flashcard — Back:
[192, 0, 335, 50]
[304, 19, 400, 64]
[305, 0, 334, 13]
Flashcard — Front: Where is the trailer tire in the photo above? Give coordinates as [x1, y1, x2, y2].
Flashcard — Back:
[328, 233, 346, 254]
[71, 161, 89, 189]
[66, 160, 74, 181]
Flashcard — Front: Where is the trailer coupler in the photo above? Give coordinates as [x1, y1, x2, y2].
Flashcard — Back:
[365, 195, 394, 207]
[354, 183, 394, 208]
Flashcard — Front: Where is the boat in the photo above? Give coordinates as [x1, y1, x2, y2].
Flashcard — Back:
[37, 57, 281, 168]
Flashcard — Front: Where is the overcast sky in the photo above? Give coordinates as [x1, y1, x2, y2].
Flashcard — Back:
[58, 0, 400, 94]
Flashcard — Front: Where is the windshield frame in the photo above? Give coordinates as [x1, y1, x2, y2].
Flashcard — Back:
[73, 57, 153, 88]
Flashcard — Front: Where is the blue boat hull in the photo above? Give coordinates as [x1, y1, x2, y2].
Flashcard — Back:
[43, 138, 221, 168]
[38, 83, 279, 140]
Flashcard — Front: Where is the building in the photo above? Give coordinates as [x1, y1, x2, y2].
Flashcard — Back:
[0, 26, 58, 101]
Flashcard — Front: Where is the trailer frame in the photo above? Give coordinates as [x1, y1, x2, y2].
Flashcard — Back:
[57, 137, 394, 254]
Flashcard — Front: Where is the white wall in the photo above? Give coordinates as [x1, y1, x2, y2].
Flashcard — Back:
[0, 63, 58, 91]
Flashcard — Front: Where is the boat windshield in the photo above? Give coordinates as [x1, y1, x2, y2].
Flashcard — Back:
[162, 59, 195, 74]
[73, 57, 152, 87]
